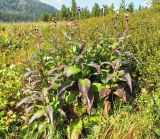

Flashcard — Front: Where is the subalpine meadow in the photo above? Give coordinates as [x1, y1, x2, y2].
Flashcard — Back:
[0, 1, 160, 139]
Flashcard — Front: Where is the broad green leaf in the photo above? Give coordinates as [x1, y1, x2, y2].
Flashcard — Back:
[16, 96, 30, 108]
[58, 109, 66, 118]
[112, 58, 122, 71]
[114, 88, 127, 102]
[122, 72, 132, 92]
[106, 74, 113, 83]
[28, 110, 44, 124]
[48, 65, 65, 75]
[86, 91, 94, 115]
[87, 63, 101, 73]
[51, 82, 59, 90]
[45, 105, 53, 124]
[66, 91, 78, 103]
[155, 128, 160, 136]
[91, 83, 102, 92]
[57, 81, 75, 96]
[99, 87, 111, 100]
[78, 78, 91, 104]
[64, 66, 81, 77]
[78, 79, 93, 114]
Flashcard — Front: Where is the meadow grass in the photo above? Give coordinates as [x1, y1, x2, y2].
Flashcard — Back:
[0, 6, 160, 139]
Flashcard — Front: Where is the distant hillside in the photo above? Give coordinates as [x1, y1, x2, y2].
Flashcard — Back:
[0, 0, 57, 21]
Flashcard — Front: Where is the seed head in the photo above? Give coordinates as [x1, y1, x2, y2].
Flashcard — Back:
[114, 24, 117, 30]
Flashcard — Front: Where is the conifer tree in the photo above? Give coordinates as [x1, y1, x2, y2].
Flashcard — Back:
[71, 0, 77, 17]
[92, 3, 100, 17]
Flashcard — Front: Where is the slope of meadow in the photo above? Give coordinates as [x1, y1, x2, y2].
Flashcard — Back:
[0, 6, 160, 139]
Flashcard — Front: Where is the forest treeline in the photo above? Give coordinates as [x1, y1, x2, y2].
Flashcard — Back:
[0, 0, 149, 22]
[40, 0, 148, 22]
[0, 0, 57, 22]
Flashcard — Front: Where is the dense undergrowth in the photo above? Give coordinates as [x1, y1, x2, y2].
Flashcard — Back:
[0, 6, 160, 139]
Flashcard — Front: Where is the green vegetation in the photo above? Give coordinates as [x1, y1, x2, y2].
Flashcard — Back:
[0, 0, 57, 22]
[40, 0, 136, 21]
[0, 2, 160, 139]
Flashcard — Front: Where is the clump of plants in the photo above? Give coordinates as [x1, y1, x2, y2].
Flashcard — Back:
[17, 13, 138, 137]
[0, 65, 23, 138]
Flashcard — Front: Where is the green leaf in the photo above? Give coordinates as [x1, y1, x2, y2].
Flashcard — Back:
[114, 88, 127, 102]
[66, 91, 78, 103]
[58, 109, 66, 118]
[78, 78, 91, 104]
[16, 96, 30, 108]
[57, 81, 75, 96]
[87, 63, 101, 73]
[64, 66, 81, 77]
[99, 87, 111, 100]
[122, 72, 132, 92]
[78, 79, 94, 114]
[45, 105, 53, 124]
[106, 74, 113, 84]
[51, 82, 59, 90]
[67, 119, 83, 139]
[91, 83, 102, 92]
[155, 128, 160, 136]
[28, 110, 44, 124]
[112, 58, 122, 71]
[110, 42, 118, 49]
[48, 65, 65, 75]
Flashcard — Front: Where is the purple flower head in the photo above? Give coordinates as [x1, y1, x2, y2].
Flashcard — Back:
[125, 13, 129, 23]
[125, 13, 129, 18]
[52, 17, 57, 27]
[52, 17, 56, 22]
[76, 6, 81, 13]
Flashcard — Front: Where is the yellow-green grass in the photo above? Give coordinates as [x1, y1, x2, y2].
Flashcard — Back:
[0, 6, 160, 139]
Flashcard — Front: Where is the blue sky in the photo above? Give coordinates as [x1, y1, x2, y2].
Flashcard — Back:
[40, 0, 148, 10]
